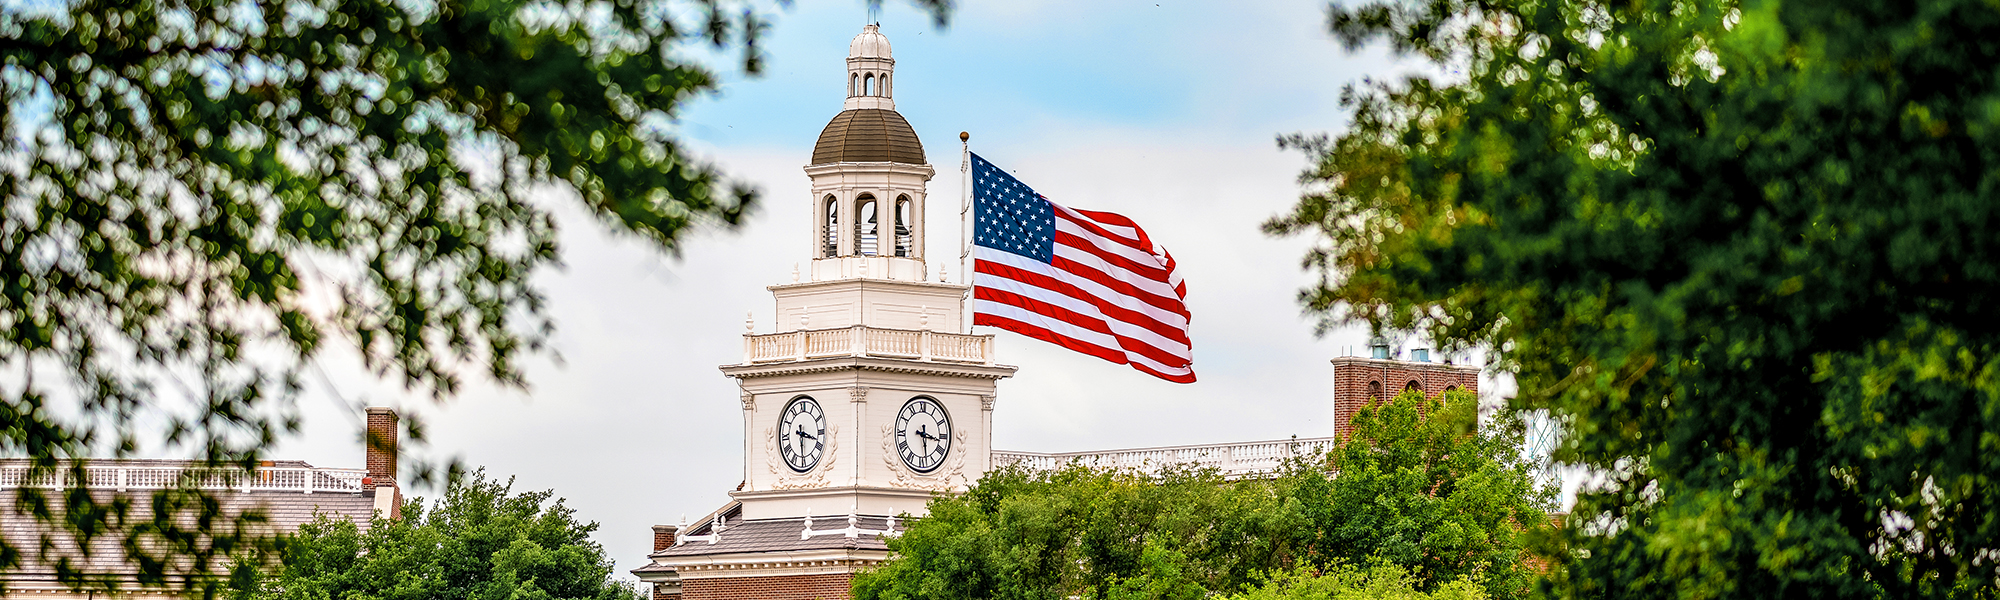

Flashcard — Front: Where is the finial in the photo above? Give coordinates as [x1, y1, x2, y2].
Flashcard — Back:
[801, 314, 810, 329]
[920, 308, 929, 331]
[939, 263, 949, 283]
[792, 263, 800, 283]
[860, 260, 869, 277]
[745, 311, 754, 333]
[959, 131, 969, 142]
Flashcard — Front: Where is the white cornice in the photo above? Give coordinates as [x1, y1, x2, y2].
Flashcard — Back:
[766, 277, 967, 295]
[804, 162, 935, 178]
[720, 356, 1018, 381]
[654, 548, 892, 580]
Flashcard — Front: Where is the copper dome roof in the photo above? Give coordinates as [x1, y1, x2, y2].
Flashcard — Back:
[811, 109, 926, 165]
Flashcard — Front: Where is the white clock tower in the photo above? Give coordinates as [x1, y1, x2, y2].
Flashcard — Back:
[637, 25, 1014, 600]
[724, 24, 1015, 521]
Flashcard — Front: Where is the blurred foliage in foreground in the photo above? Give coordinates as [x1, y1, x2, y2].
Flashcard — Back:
[0, 0, 941, 592]
[852, 389, 1553, 600]
[1267, 0, 2000, 597]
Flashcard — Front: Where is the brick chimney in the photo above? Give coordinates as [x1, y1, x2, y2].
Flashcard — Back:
[652, 524, 679, 552]
[365, 407, 402, 520]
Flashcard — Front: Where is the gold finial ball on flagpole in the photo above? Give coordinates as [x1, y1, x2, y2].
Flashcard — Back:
[959, 131, 969, 142]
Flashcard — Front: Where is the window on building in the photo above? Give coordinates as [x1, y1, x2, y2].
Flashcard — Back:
[1367, 381, 1383, 404]
[855, 195, 878, 256]
[1405, 381, 1423, 395]
[893, 195, 913, 257]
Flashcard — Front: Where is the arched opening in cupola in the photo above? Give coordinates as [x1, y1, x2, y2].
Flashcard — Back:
[855, 194, 879, 256]
[821, 195, 839, 257]
[849, 73, 858, 97]
[863, 74, 875, 96]
[893, 195, 913, 257]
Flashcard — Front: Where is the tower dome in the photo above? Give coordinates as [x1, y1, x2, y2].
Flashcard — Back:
[849, 24, 891, 59]
[811, 109, 925, 165]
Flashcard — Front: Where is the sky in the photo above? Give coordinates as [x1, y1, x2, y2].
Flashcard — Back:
[260, 0, 1487, 579]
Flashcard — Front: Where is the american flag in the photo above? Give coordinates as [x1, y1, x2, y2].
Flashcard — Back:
[969, 153, 1195, 383]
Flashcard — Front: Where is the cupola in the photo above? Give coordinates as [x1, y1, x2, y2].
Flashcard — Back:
[802, 24, 934, 281]
[845, 24, 895, 111]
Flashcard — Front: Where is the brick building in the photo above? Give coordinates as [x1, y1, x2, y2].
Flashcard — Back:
[1329, 351, 1481, 439]
[0, 408, 403, 598]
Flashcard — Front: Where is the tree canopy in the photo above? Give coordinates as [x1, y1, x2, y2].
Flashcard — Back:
[0, 0, 939, 587]
[1288, 389, 1551, 599]
[1224, 562, 1489, 600]
[1267, 0, 2000, 597]
[256, 469, 637, 600]
[852, 388, 1552, 600]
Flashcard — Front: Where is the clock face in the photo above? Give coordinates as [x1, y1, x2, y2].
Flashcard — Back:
[777, 397, 827, 473]
[894, 397, 952, 473]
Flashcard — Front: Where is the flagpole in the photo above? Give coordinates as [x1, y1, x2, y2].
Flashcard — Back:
[958, 131, 971, 335]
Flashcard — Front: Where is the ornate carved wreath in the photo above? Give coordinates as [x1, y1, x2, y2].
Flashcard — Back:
[764, 424, 838, 490]
[880, 424, 968, 492]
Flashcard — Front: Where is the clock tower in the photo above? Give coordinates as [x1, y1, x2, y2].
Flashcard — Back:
[634, 24, 1015, 600]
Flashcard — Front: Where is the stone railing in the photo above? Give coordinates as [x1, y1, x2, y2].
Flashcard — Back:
[744, 326, 994, 365]
[993, 437, 1339, 480]
[0, 463, 369, 494]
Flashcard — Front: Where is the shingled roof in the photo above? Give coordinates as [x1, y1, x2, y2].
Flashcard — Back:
[0, 460, 382, 594]
[811, 109, 927, 165]
[649, 514, 897, 558]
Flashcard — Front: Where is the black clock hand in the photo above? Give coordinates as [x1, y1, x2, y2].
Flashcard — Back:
[794, 427, 817, 461]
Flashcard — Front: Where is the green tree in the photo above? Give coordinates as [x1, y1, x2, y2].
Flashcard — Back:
[0, 0, 942, 590]
[1267, 0, 2000, 597]
[1285, 389, 1551, 600]
[851, 464, 1297, 600]
[258, 468, 638, 600]
[1225, 561, 1489, 600]
[853, 390, 1552, 600]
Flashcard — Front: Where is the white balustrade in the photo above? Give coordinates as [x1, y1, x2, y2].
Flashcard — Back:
[743, 326, 995, 365]
[0, 463, 368, 494]
[992, 437, 1339, 480]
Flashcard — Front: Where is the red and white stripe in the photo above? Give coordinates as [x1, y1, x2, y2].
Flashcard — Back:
[973, 203, 1194, 383]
